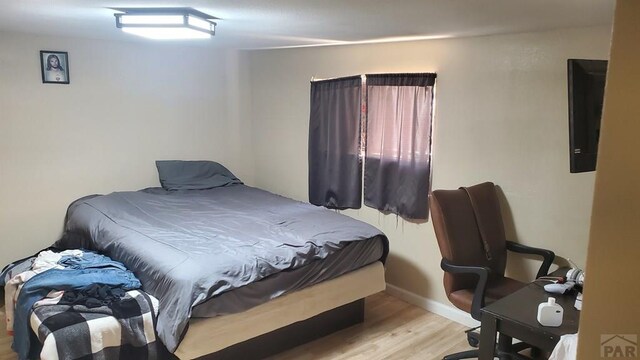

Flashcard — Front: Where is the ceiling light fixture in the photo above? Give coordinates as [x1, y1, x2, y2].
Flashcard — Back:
[114, 8, 217, 40]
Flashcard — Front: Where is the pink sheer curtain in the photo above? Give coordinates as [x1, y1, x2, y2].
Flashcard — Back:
[364, 73, 436, 220]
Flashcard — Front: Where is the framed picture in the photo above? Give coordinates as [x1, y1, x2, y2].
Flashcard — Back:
[40, 50, 70, 84]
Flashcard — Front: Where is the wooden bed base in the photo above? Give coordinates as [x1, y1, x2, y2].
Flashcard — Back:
[197, 299, 364, 360]
[171, 262, 385, 360]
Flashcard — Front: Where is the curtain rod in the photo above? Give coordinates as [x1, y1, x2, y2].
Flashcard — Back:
[310, 74, 366, 82]
[310, 72, 437, 82]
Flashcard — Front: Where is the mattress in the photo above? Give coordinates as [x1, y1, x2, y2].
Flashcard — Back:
[56, 185, 388, 352]
[191, 234, 385, 317]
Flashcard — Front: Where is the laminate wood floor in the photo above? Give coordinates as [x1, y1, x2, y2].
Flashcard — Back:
[0, 293, 473, 360]
[267, 292, 473, 360]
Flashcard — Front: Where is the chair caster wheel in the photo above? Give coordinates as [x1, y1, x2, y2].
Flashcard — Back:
[467, 331, 480, 348]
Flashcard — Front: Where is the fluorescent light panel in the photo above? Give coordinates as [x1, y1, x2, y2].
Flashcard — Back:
[122, 28, 211, 40]
[115, 8, 216, 40]
[119, 15, 184, 25]
[187, 16, 213, 31]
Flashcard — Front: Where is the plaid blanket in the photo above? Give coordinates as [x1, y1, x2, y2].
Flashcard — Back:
[29, 290, 160, 360]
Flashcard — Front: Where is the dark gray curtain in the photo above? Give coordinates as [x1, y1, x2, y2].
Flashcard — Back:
[308, 76, 362, 209]
[364, 73, 436, 220]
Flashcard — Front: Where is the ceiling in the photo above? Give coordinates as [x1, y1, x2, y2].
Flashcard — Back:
[0, 0, 615, 49]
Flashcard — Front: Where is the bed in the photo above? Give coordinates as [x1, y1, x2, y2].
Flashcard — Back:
[55, 161, 388, 359]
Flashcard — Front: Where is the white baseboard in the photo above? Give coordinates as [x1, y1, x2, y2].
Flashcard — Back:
[385, 283, 480, 328]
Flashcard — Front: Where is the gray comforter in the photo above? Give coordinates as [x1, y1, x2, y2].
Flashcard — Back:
[56, 185, 387, 352]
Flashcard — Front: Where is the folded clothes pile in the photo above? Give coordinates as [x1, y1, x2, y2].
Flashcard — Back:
[1, 249, 160, 360]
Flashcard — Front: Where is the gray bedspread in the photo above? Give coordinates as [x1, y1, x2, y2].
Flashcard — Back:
[56, 185, 388, 352]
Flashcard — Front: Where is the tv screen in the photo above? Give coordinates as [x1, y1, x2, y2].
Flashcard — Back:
[567, 59, 608, 173]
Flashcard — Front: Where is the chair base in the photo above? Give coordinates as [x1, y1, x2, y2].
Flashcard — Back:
[442, 330, 535, 360]
[443, 349, 480, 360]
[442, 348, 532, 360]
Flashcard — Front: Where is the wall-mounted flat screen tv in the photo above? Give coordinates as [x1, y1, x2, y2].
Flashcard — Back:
[567, 59, 608, 173]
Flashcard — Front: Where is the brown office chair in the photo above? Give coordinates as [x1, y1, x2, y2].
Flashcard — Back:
[430, 182, 554, 360]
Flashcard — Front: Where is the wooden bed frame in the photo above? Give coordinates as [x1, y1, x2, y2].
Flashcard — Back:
[172, 262, 386, 359]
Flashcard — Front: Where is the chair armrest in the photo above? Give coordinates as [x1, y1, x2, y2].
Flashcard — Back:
[440, 259, 491, 320]
[506, 241, 555, 279]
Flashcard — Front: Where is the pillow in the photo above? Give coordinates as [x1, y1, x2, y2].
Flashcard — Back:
[156, 160, 243, 191]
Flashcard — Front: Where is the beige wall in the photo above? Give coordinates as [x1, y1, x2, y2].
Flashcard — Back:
[244, 26, 611, 305]
[0, 32, 254, 266]
[0, 24, 620, 325]
[578, 1, 640, 358]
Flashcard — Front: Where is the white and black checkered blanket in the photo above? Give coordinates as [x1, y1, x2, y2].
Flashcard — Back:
[29, 290, 160, 360]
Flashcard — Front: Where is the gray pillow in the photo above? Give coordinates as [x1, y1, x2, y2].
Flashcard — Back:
[156, 160, 243, 191]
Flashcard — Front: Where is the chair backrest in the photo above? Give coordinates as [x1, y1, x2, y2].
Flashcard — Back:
[430, 182, 508, 295]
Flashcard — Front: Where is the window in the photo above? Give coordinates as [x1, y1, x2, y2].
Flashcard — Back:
[309, 73, 436, 220]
